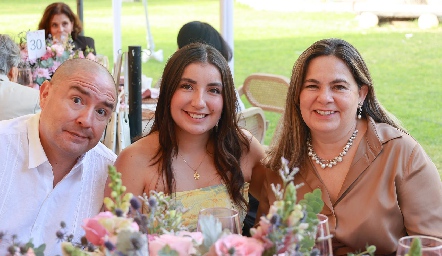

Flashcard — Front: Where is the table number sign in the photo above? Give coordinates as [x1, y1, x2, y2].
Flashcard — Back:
[26, 30, 46, 60]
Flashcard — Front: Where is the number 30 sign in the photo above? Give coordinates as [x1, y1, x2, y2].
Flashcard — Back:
[26, 30, 46, 60]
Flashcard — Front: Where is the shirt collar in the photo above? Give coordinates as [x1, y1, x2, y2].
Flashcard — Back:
[27, 112, 48, 168]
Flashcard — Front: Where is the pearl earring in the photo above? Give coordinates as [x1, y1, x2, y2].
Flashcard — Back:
[357, 102, 363, 119]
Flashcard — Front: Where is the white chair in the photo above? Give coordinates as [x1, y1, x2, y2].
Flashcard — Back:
[237, 107, 267, 145]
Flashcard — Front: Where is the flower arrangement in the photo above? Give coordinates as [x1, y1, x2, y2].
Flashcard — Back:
[3, 160, 377, 256]
[17, 32, 95, 86]
[59, 159, 335, 256]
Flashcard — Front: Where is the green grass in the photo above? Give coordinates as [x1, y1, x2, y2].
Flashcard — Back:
[1, 0, 440, 174]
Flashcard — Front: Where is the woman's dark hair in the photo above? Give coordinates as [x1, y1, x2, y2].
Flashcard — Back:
[177, 21, 233, 62]
[38, 2, 83, 40]
[150, 42, 249, 210]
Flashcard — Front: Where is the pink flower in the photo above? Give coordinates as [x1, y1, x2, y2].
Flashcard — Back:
[33, 68, 51, 80]
[86, 52, 95, 61]
[78, 51, 85, 59]
[175, 231, 204, 245]
[51, 43, 65, 57]
[250, 216, 274, 249]
[149, 234, 197, 256]
[49, 61, 61, 74]
[40, 47, 53, 60]
[82, 218, 109, 246]
[208, 234, 264, 256]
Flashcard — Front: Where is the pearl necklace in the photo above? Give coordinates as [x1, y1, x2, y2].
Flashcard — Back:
[307, 129, 359, 169]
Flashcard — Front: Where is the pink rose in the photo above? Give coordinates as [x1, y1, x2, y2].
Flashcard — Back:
[33, 68, 51, 80]
[149, 234, 196, 256]
[51, 44, 65, 57]
[82, 218, 109, 246]
[40, 47, 53, 60]
[175, 231, 204, 245]
[86, 52, 95, 61]
[208, 234, 264, 256]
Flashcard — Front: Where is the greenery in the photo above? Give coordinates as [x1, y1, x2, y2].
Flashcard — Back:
[1, 0, 440, 174]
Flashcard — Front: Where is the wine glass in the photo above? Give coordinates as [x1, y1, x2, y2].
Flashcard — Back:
[314, 213, 333, 256]
[197, 207, 241, 234]
[16, 68, 32, 87]
[396, 235, 442, 256]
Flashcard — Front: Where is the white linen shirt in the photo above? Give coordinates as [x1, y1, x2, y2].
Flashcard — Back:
[0, 113, 117, 255]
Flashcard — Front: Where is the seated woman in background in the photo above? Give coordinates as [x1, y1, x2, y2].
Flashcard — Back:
[175, 21, 245, 112]
[262, 38, 442, 255]
[38, 2, 95, 55]
[109, 42, 268, 231]
[177, 21, 233, 63]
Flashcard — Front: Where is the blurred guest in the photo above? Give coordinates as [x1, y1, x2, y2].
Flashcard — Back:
[263, 38, 442, 255]
[177, 21, 245, 111]
[38, 2, 95, 55]
[0, 58, 117, 255]
[0, 34, 40, 121]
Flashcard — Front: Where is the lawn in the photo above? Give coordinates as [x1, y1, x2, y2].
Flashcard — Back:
[1, 0, 440, 174]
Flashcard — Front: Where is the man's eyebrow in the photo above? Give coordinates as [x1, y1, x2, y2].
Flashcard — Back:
[70, 85, 115, 110]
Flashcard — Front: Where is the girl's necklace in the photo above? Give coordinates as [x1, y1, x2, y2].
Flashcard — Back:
[178, 153, 206, 180]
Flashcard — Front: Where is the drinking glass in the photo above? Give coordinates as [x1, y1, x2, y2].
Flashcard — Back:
[314, 213, 333, 256]
[197, 207, 241, 234]
[16, 68, 32, 87]
[396, 235, 442, 256]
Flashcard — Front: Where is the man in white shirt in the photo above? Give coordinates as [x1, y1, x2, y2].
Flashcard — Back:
[0, 58, 117, 255]
[0, 34, 40, 121]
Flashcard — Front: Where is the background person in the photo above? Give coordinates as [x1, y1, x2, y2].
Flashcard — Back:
[0, 34, 40, 121]
[108, 42, 268, 232]
[262, 38, 442, 255]
[0, 58, 117, 255]
[38, 2, 95, 54]
[177, 21, 245, 112]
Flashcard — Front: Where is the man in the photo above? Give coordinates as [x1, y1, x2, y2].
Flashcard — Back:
[0, 58, 117, 255]
[0, 34, 40, 121]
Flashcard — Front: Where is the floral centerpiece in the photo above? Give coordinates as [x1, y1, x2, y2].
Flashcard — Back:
[17, 32, 95, 86]
[59, 159, 334, 256]
[2, 159, 377, 256]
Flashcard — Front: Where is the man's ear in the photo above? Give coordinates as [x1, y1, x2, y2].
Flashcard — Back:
[39, 80, 52, 110]
[8, 67, 18, 82]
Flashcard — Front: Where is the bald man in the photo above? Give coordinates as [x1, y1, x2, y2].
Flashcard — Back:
[0, 58, 117, 255]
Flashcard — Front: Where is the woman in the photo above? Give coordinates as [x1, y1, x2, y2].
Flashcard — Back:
[38, 2, 95, 54]
[111, 42, 268, 231]
[263, 38, 442, 255]
[177, 21, 233, 62]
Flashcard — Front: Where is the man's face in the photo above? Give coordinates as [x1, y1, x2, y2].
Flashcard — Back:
[39, 68, 116, 159]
